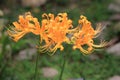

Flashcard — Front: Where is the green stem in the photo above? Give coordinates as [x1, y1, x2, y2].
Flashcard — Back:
[34, 52, 39, 80]
[59, 54, 66, 80]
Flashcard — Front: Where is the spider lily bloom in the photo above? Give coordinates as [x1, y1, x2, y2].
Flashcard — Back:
[7, 12, 41, 42]
[71, 15, 106, 54]
[39, 13, 72, 54]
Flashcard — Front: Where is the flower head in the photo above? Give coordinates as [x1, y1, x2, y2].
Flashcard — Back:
[7, 12, 40, 42]
[71, 15, 106, 54]
[39, 13, 72, 54]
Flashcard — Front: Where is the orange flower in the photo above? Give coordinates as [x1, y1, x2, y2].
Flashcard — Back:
[71, 15, 106, 54]
[7, 12, 40, 42]
[39, 13, 72, 54]
[7, 12, 106, 54]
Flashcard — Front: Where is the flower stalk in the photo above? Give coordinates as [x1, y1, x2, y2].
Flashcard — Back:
[34, 52, 39, 80]
[59, 53, 66, 80]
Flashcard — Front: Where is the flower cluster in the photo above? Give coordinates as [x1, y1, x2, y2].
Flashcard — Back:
[7, 12, 106, 54]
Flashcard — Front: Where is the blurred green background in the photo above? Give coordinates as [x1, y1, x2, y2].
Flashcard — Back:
[0, 0, 120, 80]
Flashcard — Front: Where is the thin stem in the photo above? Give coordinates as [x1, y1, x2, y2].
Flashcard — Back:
[59, 54, 66, 80]
[34, 52, 39, 80]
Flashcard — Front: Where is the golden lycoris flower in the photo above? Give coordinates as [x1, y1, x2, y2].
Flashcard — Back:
[40, 13, 72, 54]
[71, 15, 106, 54]
[7, 12, 106, 54]
[7, 12, 40, 42]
